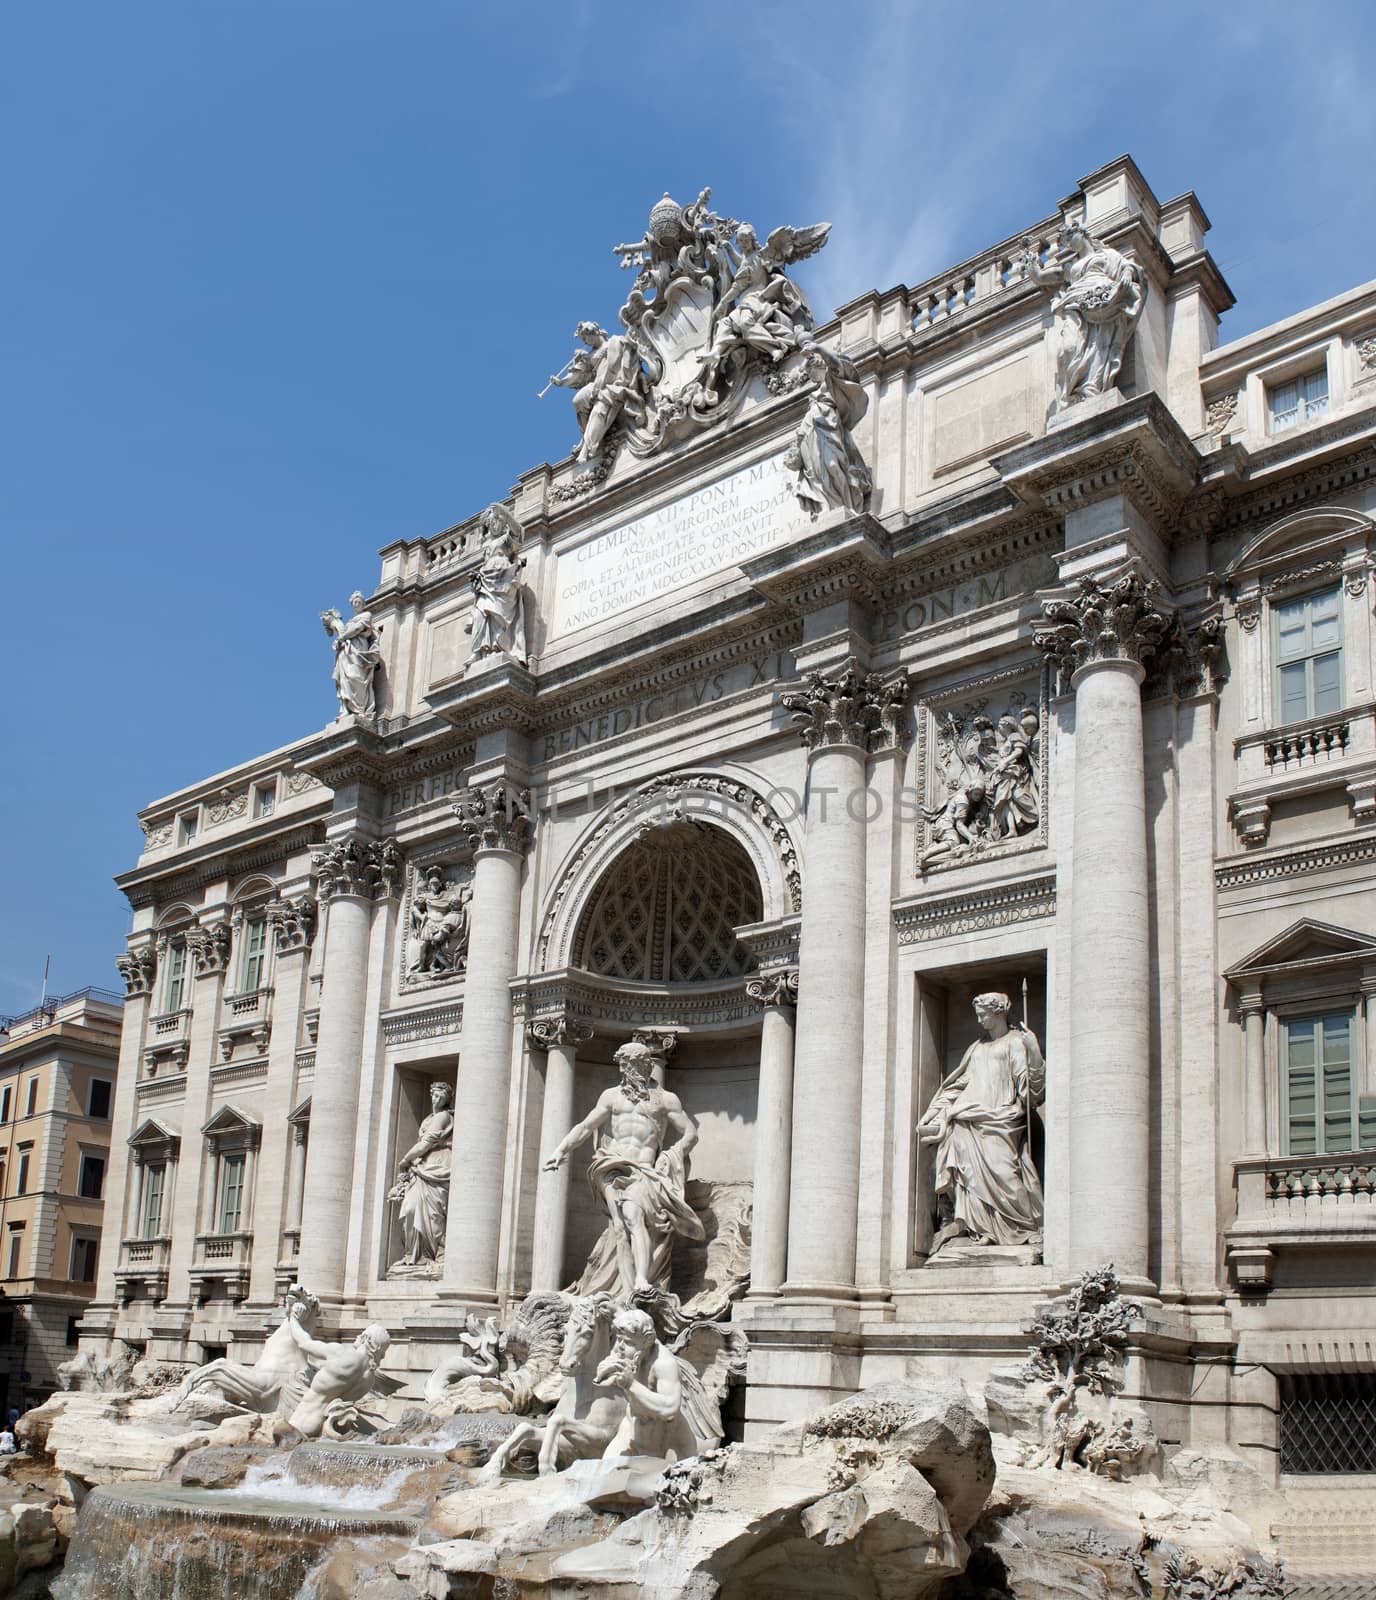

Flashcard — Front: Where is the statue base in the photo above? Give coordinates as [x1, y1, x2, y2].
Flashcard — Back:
[1046, 385, 1126, 431]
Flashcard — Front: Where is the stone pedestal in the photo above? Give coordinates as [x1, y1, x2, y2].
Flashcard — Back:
[527, 1015, 592, 1293]
[444, 784, 531, 1301]
[746, 971, 797, 1298]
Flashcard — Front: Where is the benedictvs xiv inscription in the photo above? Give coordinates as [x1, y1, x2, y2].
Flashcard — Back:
[552, 455, 799, 635]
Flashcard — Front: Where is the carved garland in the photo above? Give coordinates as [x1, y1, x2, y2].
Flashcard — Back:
[536, 772, 803, 971]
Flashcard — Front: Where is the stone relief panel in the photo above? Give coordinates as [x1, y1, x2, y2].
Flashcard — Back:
[916, 670, 1048, 874]
[399, 861, 474, 989]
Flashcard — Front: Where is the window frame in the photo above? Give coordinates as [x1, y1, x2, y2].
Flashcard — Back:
[1267, 363, 1331, 434]
[1269, 582, 1344, 727]
[15, 1148, 31, 1196]
[24, 1078, 37, 1118]
[69, 1233, 99, 1283]
[87, 1078, 113, 1120]
[1280, 1006, 1367, 1156]
[78, 1151, 106, 1201]
[0, 1087, 10, 1124]
[238, 912, 270, 994]
[216, 1151, 247, 1234]
[140, 1161, 167, 1239]
[5, 1226, 24, 1280]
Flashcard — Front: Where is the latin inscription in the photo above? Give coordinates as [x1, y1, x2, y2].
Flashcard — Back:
[550, 453, 800, 637]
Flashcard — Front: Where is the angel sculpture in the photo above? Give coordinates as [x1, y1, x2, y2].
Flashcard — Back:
[545, 320, 652, 464]
[696, 219, 831, 400]
[466, 503, 528, 664]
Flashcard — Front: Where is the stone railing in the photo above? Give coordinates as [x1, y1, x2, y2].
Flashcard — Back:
[1264, 1153, 1376, 1203]
[1235, 705, 1375, 787]
[227, 987, 273, 1018]
[907, 239, 1044, 334]
[1229, 1151, 1376, 1290]
[115, 1235, 171, 1302]
[150, 1008, 192, 1039]
[189, 1231, 253, 1301]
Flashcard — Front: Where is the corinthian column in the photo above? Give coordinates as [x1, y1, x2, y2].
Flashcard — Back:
[526, 1014, 593, 1293]
[779, 659, 908, 1298]
[298, 835, 401, 1302]
[746, 969, 798, 1298]
[1035, 565, 1168, 1284]
[443, 783, 532, 1301]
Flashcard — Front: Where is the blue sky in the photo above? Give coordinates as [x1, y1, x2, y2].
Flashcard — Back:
[4, 1, 1375, 1012]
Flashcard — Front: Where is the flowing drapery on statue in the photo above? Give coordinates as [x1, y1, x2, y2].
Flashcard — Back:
[467, 503, 528, 665]
[543, 1038, 705, 1300]
[919, 992, 1045, 1250]
[388, 1080, 453, 1277]
[321, 591, 383, 718]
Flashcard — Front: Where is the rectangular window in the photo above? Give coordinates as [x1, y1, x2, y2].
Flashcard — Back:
[163, 941, 187, 1013]
[217, 1153, 246, 1233]
[0, 1164, 6, 1199]
[179, 812, 198, 846]
[70, 1235, 99, 1283]
[141, 1163, 166, 1238]
[6, 1228, 24, 1280]
[66, 1315, 81, 1347]
[1280, 1372, 1376, 1473]
[240, 915, 269, 993]
[1284, 1011, 1367, 1155]
[24, 1079, 37, 1118]
[1273, 585, 1343, 725]
[87, 1079, 112, 1120]
[78, 1153, 105, 1200]
[254, 783, 276, 819]
[1268, 366, 1330, 433]
[16, 1150, 30, 1196]
[0, 1087, 10, 1123]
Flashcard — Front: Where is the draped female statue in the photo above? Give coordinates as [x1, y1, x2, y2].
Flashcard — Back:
[918, 992, 1044, 1252]
[467, 503, 527, 665]
[388, 1079, 454, 1277]
[321, 591, 383, 718]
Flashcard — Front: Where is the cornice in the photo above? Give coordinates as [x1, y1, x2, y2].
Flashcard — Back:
[518, 970, 758, 1036]
[893, 870, 1057, 944]
[116, 824, 326, 910]
[1215, 435, 1376, 535]
[1216, 833, 1376, 891]
[381, 1002, 465, 1047]
[740, 514, 896, 615]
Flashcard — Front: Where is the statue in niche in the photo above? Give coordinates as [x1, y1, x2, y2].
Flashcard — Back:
[281, 1311, 393, 1439]
[918, 992, 1045, 1253]
[387, 1079, 454, 1277]
[543, 1038, 705, 1300]
[787, 343, 873, 517]
[321, 591, 383, 719]
[547, 320, 652, 464]
[1021, 222, 1147, 414]
[408, 866, 472, 977]
[466, 503, 528, 665]
[695, 220, 831, 402]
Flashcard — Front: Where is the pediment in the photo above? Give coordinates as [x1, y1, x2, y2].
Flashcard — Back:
[129, 1118, 180, 1157]
[201, 1103, 261, 1139]
[1226, 918, 1376, 980]
[288, 1096, 311, 1128]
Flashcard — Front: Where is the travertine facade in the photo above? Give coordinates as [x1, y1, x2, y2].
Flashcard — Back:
[82, 158, 1376, 1510]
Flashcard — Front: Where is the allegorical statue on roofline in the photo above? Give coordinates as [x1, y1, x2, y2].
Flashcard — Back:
[543, 188, 832, 493]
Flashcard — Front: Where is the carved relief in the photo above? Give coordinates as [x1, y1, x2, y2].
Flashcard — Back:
[205, 789, 248, 826]
[311, 835, 403, 900]
[781, 658, 911, 752]
[1033, 566, 1171, 690]
[917, 675, 1045, 873]
[1356, 333, 1376, 372]
[1204, 391, 1239, 437]
[745, 969, 798, 1008]
[525, 1015, 594, 1051]
[267, 894, 318, 954]
[283, 770, 323, 796]
[454, 782, 532, 854]
[140, 819, 173, 850]
[116, 946, 157, 997]
[402, 863, 473, 984]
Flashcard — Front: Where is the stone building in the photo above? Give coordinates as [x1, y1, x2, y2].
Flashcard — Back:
[0, 987, 121, 1410]
[83, 156, 1376, 1497]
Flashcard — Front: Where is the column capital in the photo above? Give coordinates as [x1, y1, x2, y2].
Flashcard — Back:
[1033, 564, 1171, 690]
[1236, 985, 1266, 1018]
[780, 656, 911, 753]
[746, 969, 799, 1008]
[455, 780, 533, 854]
[116, 945, 157, 997]
[185, 919, 233, 977]
[267, 893, 318, 953]
[526, 1014, 593, 1051]
[311, 834, 403, 900]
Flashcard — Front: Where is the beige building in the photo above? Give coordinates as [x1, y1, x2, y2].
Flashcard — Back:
[79, 155, 1376, 1533]
[0, 988, 121, 1411]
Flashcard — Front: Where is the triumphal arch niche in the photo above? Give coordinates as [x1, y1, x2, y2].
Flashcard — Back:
[94, 156, 1376, 1528]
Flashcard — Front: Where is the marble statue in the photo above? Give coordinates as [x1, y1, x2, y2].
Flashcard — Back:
[595, 1307, 698, 1462]
[282, 1311, 392, 1439]
[408, 867, 471, 976]
[320, 591, 383, 718]
[696, 220, 830, 401]
[988, 711, 1040, 838]
[467, 503, 528, 664]
[480, 1292, 624, 1478]
[387, 1079, 454, 1277]
[919, 783, 991, 871]
[547, 320, 651, 463]
[1022, 223, 1147, 413]
[171, 1284, 320, 1416]
[924, 704, 1041, 869]
[787, 343, 873, 516]
[543, 1038, 705, 1300]
[422, 1313, 502, 1407]
[918, 992, 1045, 1251]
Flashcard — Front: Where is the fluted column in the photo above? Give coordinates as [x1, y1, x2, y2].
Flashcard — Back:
[779, 660, 909, 1298]
[444, 783, 532, 1300]
[298, 835, 400, 1302]
[746, 969, 798, 1297]
[527, 1014, 593, 1293]
[94, 945, 157, 1310]
[1036, 565, 1168, 1284]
